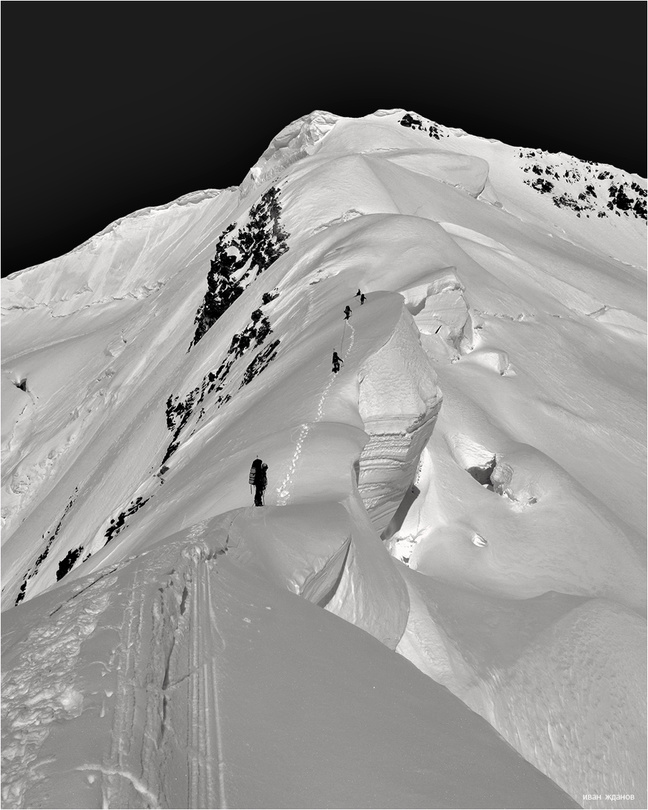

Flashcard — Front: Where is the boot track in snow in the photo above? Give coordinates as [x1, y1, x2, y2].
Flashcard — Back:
[276, 321, 356, 506]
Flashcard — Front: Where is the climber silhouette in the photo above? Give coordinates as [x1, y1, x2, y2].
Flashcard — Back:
[355, 289, 361, 297]
[249, 457, 268, 506]
[344, 305, 352, 320]
[332, 351, 343, 373]
[360, 293, 366, 305]
[255, 463, 268, 506]
[249, 458, 268, 506]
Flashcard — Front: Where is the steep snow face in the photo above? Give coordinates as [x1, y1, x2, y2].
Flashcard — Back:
[2, 189, 235, 323]
[395, 568, 646, 809]
[2, 108, 645, 809]
[483, 598, 647, 810]
[357, 306, 441, 533]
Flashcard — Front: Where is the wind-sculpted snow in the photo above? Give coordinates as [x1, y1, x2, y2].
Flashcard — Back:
[2, 521, 578, 809]
[357, 306, 442, 534]
[398, 572, 646, 807]
[385, 150, 490, 198]
[218, 503, 352, 602]
[395, 569, 646, 809]
[399, 266, 476, 362]
[2, 108, 645, 808]
[401, 433, 646, 612]
[483, 599, 647, 810]
[240, 110, 340, 195]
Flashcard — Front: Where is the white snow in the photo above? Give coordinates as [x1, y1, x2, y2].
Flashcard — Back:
[2, 108, 645, 809]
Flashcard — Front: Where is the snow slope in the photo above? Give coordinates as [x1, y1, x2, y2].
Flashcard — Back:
[1, 515, 578, 809]
[2, 108, 645, 809]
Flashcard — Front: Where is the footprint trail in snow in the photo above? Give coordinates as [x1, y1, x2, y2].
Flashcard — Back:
[276, 321, 356, 505]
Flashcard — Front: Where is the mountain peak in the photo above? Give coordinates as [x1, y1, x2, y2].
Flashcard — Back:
[240, 109, 342, 194]
[2, 108, 645, 810]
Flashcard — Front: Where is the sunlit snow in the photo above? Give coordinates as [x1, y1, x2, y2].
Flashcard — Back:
[2, 108, 645, 809]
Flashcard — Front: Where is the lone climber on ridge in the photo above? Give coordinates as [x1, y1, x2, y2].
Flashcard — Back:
[249, 458, 269, 506]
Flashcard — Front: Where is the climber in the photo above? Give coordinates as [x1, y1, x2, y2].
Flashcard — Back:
[344, 305, 352, 320]
[249, 457, 263, 495]
[254, 463, 268, 506]
[355, 289, 361, 297]
[360, 293, 366, 305]
[332, 351, 343, 373]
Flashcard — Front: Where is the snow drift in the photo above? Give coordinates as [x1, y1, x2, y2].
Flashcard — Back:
[2, 108, 645, 809]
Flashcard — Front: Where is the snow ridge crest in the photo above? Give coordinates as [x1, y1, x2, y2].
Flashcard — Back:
[240, 110, 340, 196]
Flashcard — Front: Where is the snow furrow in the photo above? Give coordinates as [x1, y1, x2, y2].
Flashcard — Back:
[188, 560, 200, 807]
[182, 550, 227, 808]
[205, 563, 227, 809]
[194, 565, 212, 808]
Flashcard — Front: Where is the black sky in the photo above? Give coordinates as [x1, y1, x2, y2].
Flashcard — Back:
[2, 2, 646, 277]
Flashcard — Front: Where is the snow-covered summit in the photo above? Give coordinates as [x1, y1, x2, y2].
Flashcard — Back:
[2, 109, 645, 809]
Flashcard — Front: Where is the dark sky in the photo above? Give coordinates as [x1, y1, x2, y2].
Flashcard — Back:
[2, 3, 646, 277]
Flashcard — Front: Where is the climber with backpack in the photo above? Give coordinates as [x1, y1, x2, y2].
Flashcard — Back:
[250, 457, 262, 495]
[332, 351, 343, 373]
[249, 457, 268, 506]
[255, 463, 268, 506]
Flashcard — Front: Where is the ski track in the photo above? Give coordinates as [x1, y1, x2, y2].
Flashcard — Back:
[187, 544, 226, 809]
[205, 555, 227, 809]
[99, 543, 228, 809]
[103, 565, 149, 808]
[276, 319, 356, 506]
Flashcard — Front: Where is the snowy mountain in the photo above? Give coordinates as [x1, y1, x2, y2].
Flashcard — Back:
[2, 108, 645, 809]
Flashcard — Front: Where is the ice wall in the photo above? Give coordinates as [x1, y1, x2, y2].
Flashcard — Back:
[357, 306, 442, 533]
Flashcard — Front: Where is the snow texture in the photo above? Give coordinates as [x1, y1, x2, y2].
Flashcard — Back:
[2, 108, 645, 809]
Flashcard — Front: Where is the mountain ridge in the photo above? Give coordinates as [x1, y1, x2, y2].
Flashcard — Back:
[2, 108, 645, 809]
